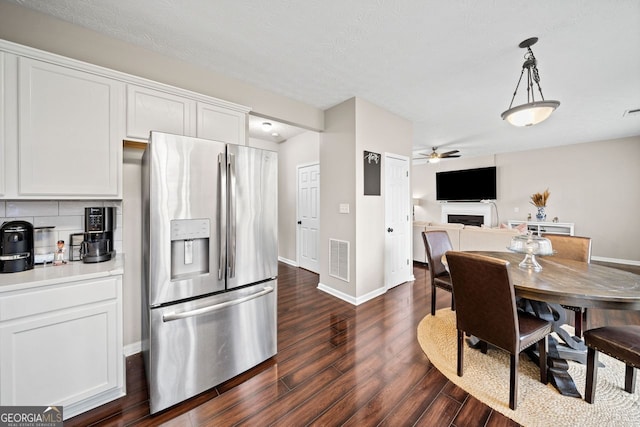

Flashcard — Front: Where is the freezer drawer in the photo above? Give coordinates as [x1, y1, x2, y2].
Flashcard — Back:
[145, 280, 277, 414]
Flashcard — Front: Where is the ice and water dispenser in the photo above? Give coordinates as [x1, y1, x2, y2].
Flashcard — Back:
[170, 219, 210, 280]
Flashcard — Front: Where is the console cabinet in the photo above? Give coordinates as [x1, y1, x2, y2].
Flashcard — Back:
[413, 223, 428, 263]
[508, 220, 575, 236]
[0, 272, 124, 420]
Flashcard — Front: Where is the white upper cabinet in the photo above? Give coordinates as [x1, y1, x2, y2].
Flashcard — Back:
[197, 102, 246, 145]
[0, 52, 5, 197]
[1, 39, 250, 200]
[17, 57, 124, 198]
[126, 85, 196, 140]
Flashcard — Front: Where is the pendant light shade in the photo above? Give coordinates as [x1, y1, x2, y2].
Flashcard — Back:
[502, 37, 560, 127]
[502, 100, 560, 127]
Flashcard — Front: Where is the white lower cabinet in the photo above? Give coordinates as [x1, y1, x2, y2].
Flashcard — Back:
[0, 275, 124, 420]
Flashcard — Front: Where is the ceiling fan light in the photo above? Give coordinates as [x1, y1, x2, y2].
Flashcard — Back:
[501, 100, 560, 127]
[428, 156, 440, 164]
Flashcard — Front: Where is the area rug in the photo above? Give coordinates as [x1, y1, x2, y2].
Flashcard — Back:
[417, 310, 640, 427]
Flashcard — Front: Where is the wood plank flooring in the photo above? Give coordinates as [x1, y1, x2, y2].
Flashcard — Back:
[66, 261, 640, 426]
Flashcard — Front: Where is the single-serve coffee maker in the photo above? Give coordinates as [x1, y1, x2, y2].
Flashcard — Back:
[81, 207, 115, 263]
[0, 221, 34, 273]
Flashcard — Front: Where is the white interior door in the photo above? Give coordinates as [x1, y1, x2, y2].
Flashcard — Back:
[297, 163, 320, 273]
[385, 154, 411, 289]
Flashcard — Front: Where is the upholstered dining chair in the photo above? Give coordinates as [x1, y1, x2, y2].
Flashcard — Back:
[422, 230, 455, 316]
[445, 251, 552, 410]
[584, 325, 640, 403]
[542, 234, 592, 337]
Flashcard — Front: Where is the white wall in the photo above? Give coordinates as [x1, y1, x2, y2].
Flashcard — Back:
[276, 131, 320, 264]
[354, 99, 413, 296]
[122, 148, 143, 348]
[320, 99, 357, 296]
[0, 0, 324, 133]
[412, 136, 640, 263]
[320, 98, 413, 302]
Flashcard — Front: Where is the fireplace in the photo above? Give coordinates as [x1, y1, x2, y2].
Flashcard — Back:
[441, 202, 493, 227]
[448, 214, 484, 227]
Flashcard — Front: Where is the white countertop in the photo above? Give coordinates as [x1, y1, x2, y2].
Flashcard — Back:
[0, 254, 124, 293]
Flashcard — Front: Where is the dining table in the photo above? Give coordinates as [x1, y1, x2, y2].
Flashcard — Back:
[444, 250, 640, 397]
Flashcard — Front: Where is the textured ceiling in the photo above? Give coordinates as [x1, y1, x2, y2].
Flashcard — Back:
[10, 0, 640, 158]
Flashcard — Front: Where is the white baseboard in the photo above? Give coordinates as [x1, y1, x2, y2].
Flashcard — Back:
[317, 282, 386, 306]
[591, 256, 640, 266]
[278, 256, 298, 267]
[124, 341, 142, 357]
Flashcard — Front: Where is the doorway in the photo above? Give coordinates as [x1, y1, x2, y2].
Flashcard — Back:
[384, 153, 411, 289]
[297, 163, 320, 273]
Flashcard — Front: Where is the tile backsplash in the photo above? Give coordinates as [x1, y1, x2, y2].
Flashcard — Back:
[0, 200, 123, 261]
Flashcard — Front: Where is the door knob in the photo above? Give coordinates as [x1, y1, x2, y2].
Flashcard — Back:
[387, 227, 394, 233]
[297, 221, 302, 225]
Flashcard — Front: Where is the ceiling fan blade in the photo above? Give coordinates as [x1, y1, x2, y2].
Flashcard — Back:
[440, 150, 460, 157]
[442, 154, 461, 158]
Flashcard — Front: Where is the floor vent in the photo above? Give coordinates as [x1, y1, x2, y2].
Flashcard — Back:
[329, 238, 350, 282]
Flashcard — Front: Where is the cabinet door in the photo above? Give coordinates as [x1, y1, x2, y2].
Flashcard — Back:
[0, 300, 120, 408]
[0, 276, 123, 419]
[196, 102, 246, 145]
[0, 52, 5, 196]
[18, 58, 123, 197]
[127, 85, 196, 140]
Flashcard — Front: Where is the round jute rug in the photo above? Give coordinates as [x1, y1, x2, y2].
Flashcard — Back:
[417, 310, 639, 427]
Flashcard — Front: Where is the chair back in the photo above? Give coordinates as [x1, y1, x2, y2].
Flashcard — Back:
[445, 251, 519, 353]
[542, 234, 592, 263]
[422, 230, 453, 279]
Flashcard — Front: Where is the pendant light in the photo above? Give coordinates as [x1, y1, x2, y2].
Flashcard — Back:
[501, 37, 560, 127]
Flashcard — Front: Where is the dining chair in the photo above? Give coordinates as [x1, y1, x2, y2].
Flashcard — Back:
[446, 251, 552, 410]
[422, 230, 455, 316]
[584, 325, 640, 403]
[542, 234, 592, 337]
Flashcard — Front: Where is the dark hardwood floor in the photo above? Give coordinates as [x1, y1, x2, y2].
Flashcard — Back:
[66, 261, 640, 426]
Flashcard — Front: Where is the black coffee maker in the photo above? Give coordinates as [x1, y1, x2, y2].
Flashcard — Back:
[0, 221, 35, 273]
[81, 207, 115, 263]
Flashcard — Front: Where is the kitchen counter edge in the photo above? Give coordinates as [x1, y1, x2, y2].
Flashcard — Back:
[0, 255, 124, 293]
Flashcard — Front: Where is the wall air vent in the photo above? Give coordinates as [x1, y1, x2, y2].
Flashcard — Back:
[329, 238, 350, 282]
[623, 108, 640, 118]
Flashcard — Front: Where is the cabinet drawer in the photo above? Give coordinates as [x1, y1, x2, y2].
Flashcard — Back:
[0, 277, 119, 321]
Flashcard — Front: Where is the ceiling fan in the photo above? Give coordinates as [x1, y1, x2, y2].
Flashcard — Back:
[419, 147, 461, 163]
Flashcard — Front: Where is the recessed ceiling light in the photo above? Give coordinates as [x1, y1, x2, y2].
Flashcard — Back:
[271, 132, 280, 137]
[262, 122, 272, 132]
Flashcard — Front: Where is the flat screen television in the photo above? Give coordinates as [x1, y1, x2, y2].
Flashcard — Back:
[436, 166, 497, 201]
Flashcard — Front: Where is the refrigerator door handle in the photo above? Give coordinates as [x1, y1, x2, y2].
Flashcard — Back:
[162, 286, 274, 322]
[218, 152, 227, 280]
[228, 152, 237, 278]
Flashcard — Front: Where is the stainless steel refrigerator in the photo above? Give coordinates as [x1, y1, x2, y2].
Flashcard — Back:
[141, 131, 278, 414]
